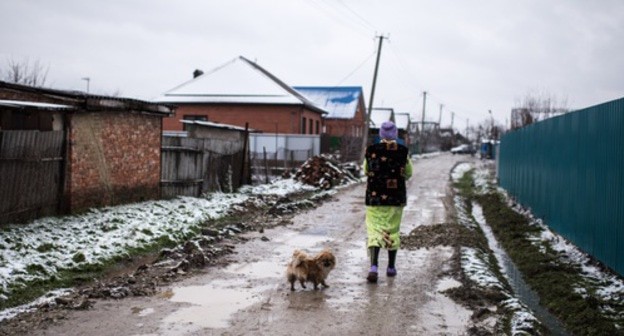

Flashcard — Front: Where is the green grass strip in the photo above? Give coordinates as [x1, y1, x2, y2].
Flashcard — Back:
[476, 192, 619, 335]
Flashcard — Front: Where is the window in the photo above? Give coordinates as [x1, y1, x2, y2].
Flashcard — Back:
[302, 117, 307, 134]
[316, 120, 320, 134]
[309, 119, 313, 134]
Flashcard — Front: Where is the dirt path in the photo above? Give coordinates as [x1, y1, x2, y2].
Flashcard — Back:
[29, 153, 475, 336]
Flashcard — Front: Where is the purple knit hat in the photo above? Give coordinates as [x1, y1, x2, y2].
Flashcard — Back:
[379, 121, 398, 140]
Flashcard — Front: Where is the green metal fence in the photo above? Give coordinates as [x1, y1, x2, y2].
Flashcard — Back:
[499, 97, 624, 276]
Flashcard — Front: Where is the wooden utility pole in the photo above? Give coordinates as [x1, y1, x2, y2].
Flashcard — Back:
[450, 111, 455, 146]
[451, 111, 455, 129]
[438, 104, 443, 128]
[419, 91, 427, 154]
[361, 34, 388, 159]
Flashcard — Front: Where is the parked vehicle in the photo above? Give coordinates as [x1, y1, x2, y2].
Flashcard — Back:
[450, 144, 474, 155]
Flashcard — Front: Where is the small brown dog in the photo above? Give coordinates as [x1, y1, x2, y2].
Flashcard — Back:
[286, 248, 336, 291]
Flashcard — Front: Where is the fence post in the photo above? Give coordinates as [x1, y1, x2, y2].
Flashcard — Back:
[239, 123, 249, 186]
[263, 146, 269, 184]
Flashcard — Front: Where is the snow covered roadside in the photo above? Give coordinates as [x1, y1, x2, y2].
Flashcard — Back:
[505, 192, 624, 328]
[0, 179, 317, 318]
[453, 161, 624, 333]
[452, 162, 542, 334]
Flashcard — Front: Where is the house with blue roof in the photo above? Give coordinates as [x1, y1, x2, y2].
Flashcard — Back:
[293, 86, 366, 160]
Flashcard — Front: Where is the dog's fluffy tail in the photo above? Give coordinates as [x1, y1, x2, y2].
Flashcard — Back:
[291, 249, 307, 267]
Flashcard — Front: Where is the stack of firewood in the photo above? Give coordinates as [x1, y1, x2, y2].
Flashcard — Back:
[290, 156, 360, 190]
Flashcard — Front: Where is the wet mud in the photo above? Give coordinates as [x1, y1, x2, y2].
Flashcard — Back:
[2, 153, 485, 336]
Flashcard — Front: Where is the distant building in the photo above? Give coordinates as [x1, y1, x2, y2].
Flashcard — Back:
[0, 81, 174, 222]
[294, 86, 366, 160]
[368, 107, 395, 144]
[155, 56, 328, 135]
[394, 112, 411, 145]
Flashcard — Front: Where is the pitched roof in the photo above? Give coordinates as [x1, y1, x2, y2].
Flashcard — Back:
[293, 86, 363, 119]
[369, 107, 394, 128]
[394, 113, 411, 130]
[0, 81, 174, 116]
[154, 56, 327, 114]
[0, 99, 74, 111]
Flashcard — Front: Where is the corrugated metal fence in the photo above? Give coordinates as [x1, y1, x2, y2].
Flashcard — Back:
[0, 130, 65, 224]
[161, 136, 246, 198]
[499, 97, 624, 275]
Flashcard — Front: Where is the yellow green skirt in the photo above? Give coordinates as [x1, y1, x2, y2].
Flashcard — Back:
[365, 206, 403, 250]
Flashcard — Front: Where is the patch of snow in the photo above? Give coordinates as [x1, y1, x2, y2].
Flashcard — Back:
[437, 277, 462, 292]
[460, 247, 507, 291]
[238, 179, 316, 197]
[471, 203, 510, 276]
[451, 162, 472, 181]
[453, 163, 543, 334]
[411, 152, 441, 160]
[0, 288, 73, 322]
[500, 188, 624, 310]
[453, 195, 477, 229]
[472, 167, 491, 195]
[0, 178, 317, 316]
[502, 298, 540, 335]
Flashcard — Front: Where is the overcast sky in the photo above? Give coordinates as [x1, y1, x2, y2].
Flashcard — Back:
[1, 0, 623, 129]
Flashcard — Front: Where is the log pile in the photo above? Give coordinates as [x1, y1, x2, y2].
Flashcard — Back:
[289, 155, 360, 190]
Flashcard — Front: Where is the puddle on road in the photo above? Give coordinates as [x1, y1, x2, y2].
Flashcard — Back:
[324, 247, 440, 312]
[162, 279, 271, 333]
[225, 261, 283, 278]
[418, 291, 472, 335]
[303, 226, 329, 236]
[131, 306, 155, 317]
[160, 229, 333, 333]
[274, 232, 331, 253]
[273, 233, 333, 256]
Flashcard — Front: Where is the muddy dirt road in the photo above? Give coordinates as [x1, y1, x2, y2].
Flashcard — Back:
[31, 153, 475, 336]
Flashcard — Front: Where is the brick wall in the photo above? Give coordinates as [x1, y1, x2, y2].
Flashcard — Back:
[163, 104, 323, 135]
[67, 112, 161, 211]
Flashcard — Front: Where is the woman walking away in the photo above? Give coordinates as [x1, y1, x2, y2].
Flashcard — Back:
[363, 121, 413, 283]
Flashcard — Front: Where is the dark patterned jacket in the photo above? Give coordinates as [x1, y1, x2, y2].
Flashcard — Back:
[365, 141, 409, 206]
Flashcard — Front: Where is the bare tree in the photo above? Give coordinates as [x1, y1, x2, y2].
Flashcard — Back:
[512, 91, 569, 129]
[339, 135, 363, 162]
[2, 57, 49, 87]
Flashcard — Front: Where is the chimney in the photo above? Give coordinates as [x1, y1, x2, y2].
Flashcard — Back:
[193, 69, 204, 78]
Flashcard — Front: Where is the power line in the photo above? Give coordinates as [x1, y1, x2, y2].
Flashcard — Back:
[384, 42, 426, 113]
[316, 0, 378, 35]
[304, 0, 489, 126]
[335, 0, 378, 32]
[305, 0, 371, 39]
[427, 93, 478, 121]
[384, 39, 489, 125]
[334, 50, 376, 86]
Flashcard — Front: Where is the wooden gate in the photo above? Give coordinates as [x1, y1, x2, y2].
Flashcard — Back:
[161, 136, 247, 198]
[0, 130, 65, 225]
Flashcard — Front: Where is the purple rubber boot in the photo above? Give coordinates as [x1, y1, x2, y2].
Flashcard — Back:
[367, 265, 378, 283]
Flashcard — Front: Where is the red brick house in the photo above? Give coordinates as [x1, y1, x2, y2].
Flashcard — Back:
[293, 86, 366, 160]
[155, 56, 328, 135]
[0, 81, 174, 222]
